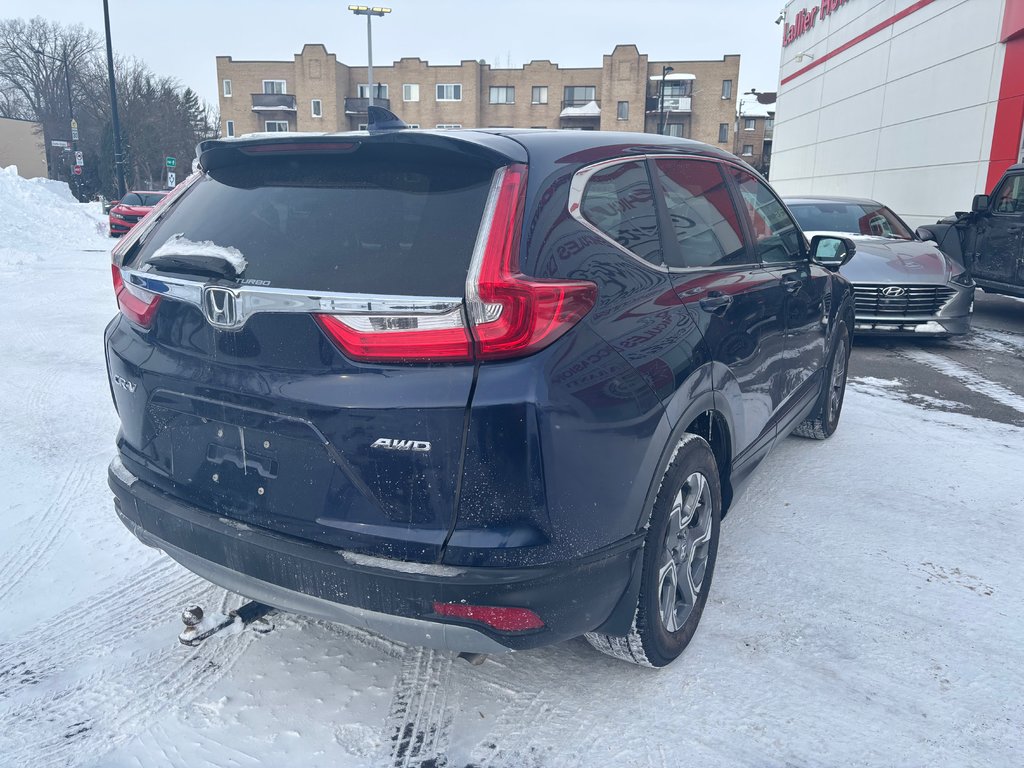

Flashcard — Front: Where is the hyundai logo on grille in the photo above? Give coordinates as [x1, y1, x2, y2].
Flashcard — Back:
[880, 286, 907, 298]
[202, 286, 240, 329]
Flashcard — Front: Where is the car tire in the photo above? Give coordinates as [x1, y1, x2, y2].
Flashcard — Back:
[585, 433, 721, 667]
[792, 323, 850, 440]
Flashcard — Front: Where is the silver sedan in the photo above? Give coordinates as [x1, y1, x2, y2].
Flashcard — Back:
[785, 196, 975, 337]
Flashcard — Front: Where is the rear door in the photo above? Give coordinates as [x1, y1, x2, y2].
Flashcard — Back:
[975, 172, 1024, 287]
[725, 166, 828, 420]
[651, 156, 787, 462]
[106, 139, 511, 562]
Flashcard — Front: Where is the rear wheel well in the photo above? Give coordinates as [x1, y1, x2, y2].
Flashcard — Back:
[684, 411, 733, 514]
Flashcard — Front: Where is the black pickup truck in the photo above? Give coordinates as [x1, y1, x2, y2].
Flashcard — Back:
[918, 163, 1024, 299]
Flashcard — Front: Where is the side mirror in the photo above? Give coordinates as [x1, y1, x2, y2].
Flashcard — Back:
[809, 235, 856, 271]
[971, 194, 989, 213]
[915, 226, 936, 242]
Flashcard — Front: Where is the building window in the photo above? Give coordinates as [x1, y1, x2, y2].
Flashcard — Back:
[742, 144, 754, 156]
[225, 120, 234, 137]
[311, 99, 323, 118]
[265, 120, 289, 132]
[744, 117, 756, 131]
[666, 122, 687, 138]
[662, 81, 692, 98]
[719, 123, 729, 143]
[403, 83, 419, 102]
[721, 79, 733, 100]
[436, 123, 462, 129]
[766, 118, 775, 130]
[490, 86, 515, 104]
[564, 86, 597, 106]
[357, 83, 388, 99]
[263, 80, 287, 95]
[617, 101, 629, 120]
[436, 84, 462, 101]
[531, 86, 548, 105]
[358, 123, 367, 130]
[222, 79, 232, 98]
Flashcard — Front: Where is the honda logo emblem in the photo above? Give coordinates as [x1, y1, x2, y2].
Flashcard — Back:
[880, 286, 906, 298]
[202, 286, 240, 329]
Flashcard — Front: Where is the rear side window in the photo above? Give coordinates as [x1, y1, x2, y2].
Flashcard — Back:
[652, 158, 748, 268]
[130, 146, 497, 297]
[727, 168, 805, 264]
[580, 160, 662, 266]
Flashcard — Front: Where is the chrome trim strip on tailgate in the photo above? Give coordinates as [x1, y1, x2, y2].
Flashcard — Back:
[120, 268, 463, 325]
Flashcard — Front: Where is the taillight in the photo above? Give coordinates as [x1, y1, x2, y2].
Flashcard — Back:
[314, 311, 473, 363]
[315, 164, 596, 364]
[432, 601, 545, 632]
[112, 265, 161, 329]
[466, 165, 597, 360]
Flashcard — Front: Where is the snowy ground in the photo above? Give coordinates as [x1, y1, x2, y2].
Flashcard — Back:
[1, 172, 1022, 767]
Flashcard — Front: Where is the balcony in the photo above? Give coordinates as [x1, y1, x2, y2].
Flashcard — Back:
[344, 96, 391, 115]
[559, 99, 601, 118]
[646, 95, 692, 113]
[251, 93, 297, 112]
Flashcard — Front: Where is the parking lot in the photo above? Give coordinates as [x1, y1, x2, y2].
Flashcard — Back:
[0, 239, 1021, 768]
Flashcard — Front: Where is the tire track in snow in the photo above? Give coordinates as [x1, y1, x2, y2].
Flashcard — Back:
[0, 462, 90, 606]
[382, 646, 455, 767]
[0, 558, 201, 702]
[898, 347, 1024, 416]
[0, 587, 260, 768]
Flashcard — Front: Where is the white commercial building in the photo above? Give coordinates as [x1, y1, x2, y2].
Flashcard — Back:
[771, 0, 1024, 226]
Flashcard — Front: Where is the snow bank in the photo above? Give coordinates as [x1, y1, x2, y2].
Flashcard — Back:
[0, 165, 110, 265]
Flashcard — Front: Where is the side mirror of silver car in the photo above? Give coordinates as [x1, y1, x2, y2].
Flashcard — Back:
[809, 235, 856, 271]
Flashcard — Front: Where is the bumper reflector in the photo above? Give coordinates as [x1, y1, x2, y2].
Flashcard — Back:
[433, 601, 544, 632]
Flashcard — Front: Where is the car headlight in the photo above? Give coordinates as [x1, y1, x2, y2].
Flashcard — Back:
[111, 212, 128, 221]
[950, 271, 974, 287]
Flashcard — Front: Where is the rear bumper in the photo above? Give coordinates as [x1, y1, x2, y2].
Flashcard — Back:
[108, 456, 641, 652]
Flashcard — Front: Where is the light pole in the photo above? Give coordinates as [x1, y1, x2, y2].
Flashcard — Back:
[348, 6, 391, 108]
[658, 65, 674, 136]
[103, 0, 127, 198]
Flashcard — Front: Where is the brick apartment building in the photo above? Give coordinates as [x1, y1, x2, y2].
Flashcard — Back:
[216, 44, 740, 148]
[734, 94, 776, 177]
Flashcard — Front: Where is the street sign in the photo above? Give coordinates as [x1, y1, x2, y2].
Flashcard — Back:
[166, 157, 176, 168]
[72, 166, 82, 176]
[74, 151, 84, 166]
[166, 171, 176, 187]
[70, 119, 79, 141]
[50, 140, 70, 148]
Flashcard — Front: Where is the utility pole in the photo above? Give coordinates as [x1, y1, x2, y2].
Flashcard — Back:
[103, 0, 127, 198]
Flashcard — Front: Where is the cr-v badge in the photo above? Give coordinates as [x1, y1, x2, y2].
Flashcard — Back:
[371, 438, 432, 452]
[112, 374, 136, 394]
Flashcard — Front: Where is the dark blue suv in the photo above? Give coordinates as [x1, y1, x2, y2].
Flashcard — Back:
[106, 125, 855, 667]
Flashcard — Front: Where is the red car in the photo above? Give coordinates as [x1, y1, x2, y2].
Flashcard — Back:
[108, 191, 169, 237]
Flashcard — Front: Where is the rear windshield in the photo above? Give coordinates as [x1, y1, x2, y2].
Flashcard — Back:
[788, 202, 914, 240]
[122, 192, 167, 206]
[129, 146, 497, 296]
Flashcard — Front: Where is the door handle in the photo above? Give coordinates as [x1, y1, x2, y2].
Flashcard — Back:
[699, 292, 733, 314]
[781, 275, 803, 294]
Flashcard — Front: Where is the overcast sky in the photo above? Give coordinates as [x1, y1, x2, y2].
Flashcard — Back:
[19, 1, 785, 109]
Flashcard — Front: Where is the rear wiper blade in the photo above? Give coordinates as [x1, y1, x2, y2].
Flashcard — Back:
[144, 234, 248, 280]
[145, 253, 240, 279]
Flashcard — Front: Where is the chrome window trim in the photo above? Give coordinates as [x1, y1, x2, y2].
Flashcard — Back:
[569, 153, 778, 275]
[568, 156, 669, 272]
[121, 268, 463, 329]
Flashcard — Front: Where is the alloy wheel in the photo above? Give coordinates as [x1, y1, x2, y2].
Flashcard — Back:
[657, 472, 714, 633]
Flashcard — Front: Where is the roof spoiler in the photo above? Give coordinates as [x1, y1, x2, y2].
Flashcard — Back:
[366, 105, 410, 133]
